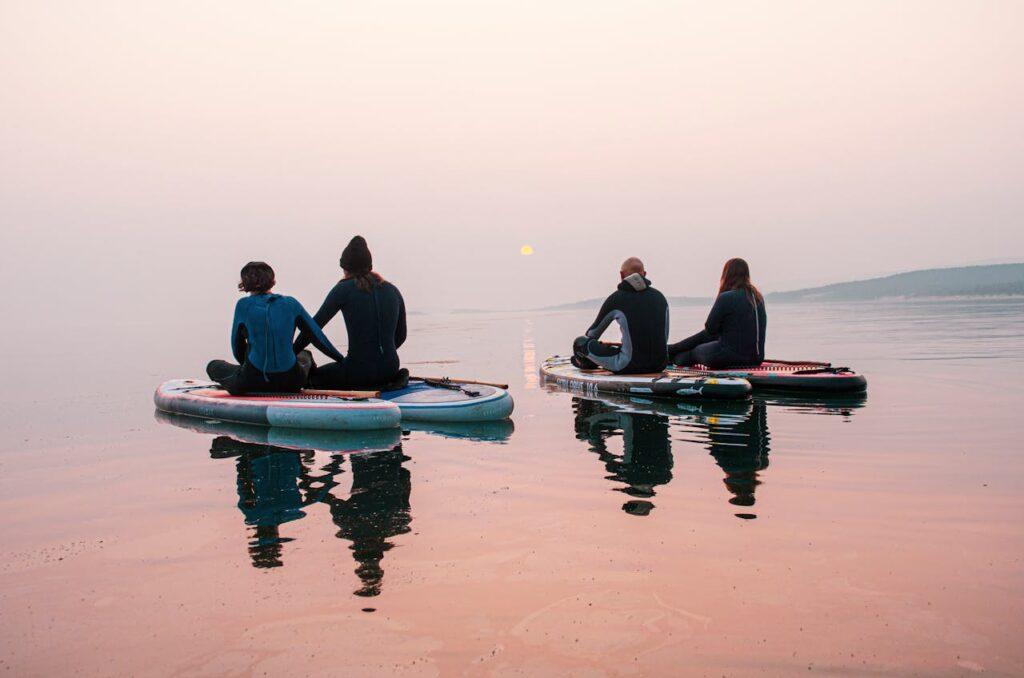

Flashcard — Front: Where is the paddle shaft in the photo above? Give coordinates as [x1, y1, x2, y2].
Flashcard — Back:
[416, 376, 509, 390]
[301, 388, 380, 399]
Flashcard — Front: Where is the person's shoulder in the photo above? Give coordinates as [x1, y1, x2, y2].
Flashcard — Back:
[604, 288, 625, 305]
[324, 278, 354, 299]
[646, 286, 667, 302]
[719, 289, 746, 302]
[337, 278, 360, 292]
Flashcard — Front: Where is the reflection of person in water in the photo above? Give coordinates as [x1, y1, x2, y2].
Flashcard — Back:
[573, 398, 673, 516]
[209, 431, 413, 592]
[705, 403, 770, 514]
[209, 436, 317, 568]
[317, 446, 413, 597]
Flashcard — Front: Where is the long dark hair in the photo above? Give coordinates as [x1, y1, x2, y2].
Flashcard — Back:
[347, 270, 384, 292]
[719, 258, 762, 303]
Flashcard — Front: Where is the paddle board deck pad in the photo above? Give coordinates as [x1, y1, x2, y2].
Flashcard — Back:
[540, 356, 751, 400]
[155, 410, 403, 452]
[381, 379, 514, 422]
[154, 380, 402, 431]
[671, 360, 867, 393]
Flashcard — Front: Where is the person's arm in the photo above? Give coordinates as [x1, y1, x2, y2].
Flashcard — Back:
[664, 302, 670, 343]
[703, 293, 727, 337]
[585, 294, 617, 340]
[394, 288, 407, 349]
[231, 302, 248, 364]
[295, 302, 345, 363]
[293, 284, 344, 353]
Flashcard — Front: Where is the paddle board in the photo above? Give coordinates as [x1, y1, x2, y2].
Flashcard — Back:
[381, 379, 514, 422]
[154, 379, 402, 431]
[540, 356, 752, 400]
[671, 360, 867, 393]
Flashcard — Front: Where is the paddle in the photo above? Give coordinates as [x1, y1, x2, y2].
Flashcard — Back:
[414, 376, 509, 390]
[300, 388, 380, 399]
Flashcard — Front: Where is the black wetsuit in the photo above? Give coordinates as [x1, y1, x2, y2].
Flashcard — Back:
[668, 289, 767, 368]
[294, 278, 407, 388]
[573, 274, 669, 374]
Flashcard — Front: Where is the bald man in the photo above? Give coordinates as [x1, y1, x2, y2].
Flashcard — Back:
[572, 257, 669, 374]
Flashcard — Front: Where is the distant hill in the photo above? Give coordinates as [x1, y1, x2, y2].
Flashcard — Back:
[767, 263, 1024, 302]
[539, 295, 710, 311]
[540, 263, 1024, 310]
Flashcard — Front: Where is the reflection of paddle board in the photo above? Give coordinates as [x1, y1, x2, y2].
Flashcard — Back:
[580, 389, 867, 420]
[569, 391, 754, 425]
[154, 379, 401, 431]
[540, 356, 751, 400]
[381, 379, 514, 422]
[403, 418, 515, 443]
[672, 360, 867, 393]
[154, 410, 402, 453]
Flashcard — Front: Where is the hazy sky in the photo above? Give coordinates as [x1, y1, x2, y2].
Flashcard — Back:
[2, 0, 1022, 315]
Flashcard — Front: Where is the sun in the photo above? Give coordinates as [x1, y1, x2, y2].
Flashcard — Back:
[520, 245, 534, 256]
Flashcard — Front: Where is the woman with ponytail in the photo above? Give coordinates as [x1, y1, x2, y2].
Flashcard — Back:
[293, 236, 408, 388]
[667, 258, 767, 368]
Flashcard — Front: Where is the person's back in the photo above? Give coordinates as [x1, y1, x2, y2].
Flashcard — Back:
[235, 294, 317, 374]
[573, 257, 669, 374]
[705, 288, 766, 362]
[668, 258, 767, 369]
[294, 236, 408, 388]
[207, 261, 344, 395]
[308, 277, 406, 383]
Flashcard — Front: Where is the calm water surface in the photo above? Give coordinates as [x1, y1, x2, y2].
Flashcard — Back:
[1, 300, 1022, 676]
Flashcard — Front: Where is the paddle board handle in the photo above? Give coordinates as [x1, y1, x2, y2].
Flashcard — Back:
[416, 376, 510, 390]
[301, 388, 380, 399]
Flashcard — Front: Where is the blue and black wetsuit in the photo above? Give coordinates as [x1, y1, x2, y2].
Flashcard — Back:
[573, 274, 670, 374]
[668, 289, 766, 368]
[294, 277, 407, 388]
[207, 294, 344, 395]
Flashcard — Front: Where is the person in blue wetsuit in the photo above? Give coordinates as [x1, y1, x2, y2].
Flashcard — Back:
[207, 261, 345, 395]
[294, 236, 408, 389]
[668, 258, 767, 369]
[572, 257, 669, 374]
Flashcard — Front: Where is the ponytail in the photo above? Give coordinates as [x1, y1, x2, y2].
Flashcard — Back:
[350, 271, 384, 292]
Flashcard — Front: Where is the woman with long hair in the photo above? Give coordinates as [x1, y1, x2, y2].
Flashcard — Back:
[667, 258, 767, 368]
[207, 261, 345, 395]
[293, 236, 408, 388]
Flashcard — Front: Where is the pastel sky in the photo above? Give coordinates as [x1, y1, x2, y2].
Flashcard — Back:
[2, 0, 1022, 315]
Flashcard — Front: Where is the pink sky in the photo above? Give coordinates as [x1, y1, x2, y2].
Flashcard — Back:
[2, 0, 1022, 313]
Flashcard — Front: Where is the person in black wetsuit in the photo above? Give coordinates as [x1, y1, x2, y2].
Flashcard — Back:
[572, 257, 669, 374]
[668, 258, 767, 369]
[294, 236, 408, 389]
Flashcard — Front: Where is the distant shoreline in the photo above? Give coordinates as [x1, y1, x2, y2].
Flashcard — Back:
[531, 262, 1024, 312]
[447, 293, 1024, 315]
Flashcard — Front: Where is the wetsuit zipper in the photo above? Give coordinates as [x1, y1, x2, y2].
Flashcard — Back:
[372, 286, 383, 355]
[753, 298, 760, 357]
[263, 295, 277, 381]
